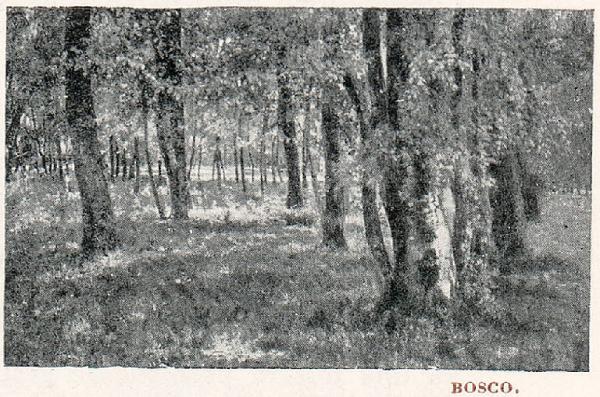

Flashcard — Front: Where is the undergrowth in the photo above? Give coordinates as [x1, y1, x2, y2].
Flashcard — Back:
[4, 178, 590, 370]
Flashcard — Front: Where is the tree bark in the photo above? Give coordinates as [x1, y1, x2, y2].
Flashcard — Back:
[152, 10, 189, 220]
[490, 149, 527, 262]
[321, 96, 346, 249]
[65, 7, 118, 257]
[276, 45, 303, 208]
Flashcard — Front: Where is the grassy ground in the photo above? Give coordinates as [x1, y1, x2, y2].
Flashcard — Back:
[4, 176, 590, 369]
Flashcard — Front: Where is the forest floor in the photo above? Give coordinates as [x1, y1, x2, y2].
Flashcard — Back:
[4, 175, 590, 369]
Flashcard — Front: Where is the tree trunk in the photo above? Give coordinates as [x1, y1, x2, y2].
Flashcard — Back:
[250, 151, 255, 183]
[109, 135, 115, 181]
[302, 100, 309, 190]
[188, 130, 197, 182]
[271, 138, 277, 184]
[121, 149, 127, 182]
[276, 45, 303, 209]
[238, 112, 247, 193]
[56, 136, 64, 182]
[213, 137, 223, 188]
[234, 131, 239, 183]
[65, 7, 118, 257]
[449, 14, 494, 310]
[152, 10, 189, 220]
[115, 147, 121, 181]
[196, 143, 203, 189]
[260, 111, 268, 197]
[489, 149, 527, 262]
[141, 79, 166, 220]
[377, 10, 429, 312]
[133, 136, 140, 194]
[344, 15, 392, 275]
[321, 97, 346, 249]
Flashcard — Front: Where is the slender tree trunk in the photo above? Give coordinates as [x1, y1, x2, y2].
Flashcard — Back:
[128, 149, 135, 180]
[302, 101, 309, 190]
[238, 112, 247, 193]
[121, 149, 128, 182]
[65, 7, 118, 257]
[321, 96, 346, 249]
[260, 111, 268, 197]
[250, 151, 255, 183]
[196, 143, 203, 189]
[56, 136, 64, 181]
[141, 82, 166, 220]
[152, 10, 189, 220]
[188, 130, 197, 182]
[234, 130, 239, 183]
[271, 138, 277, 184]
[213, 137, 223, 188]
[133, 136, 140, 194]
[115, 147, 120, 181]
[187, 130, 196, 183]
[109, 135, 115, 181]
[276, 45, 303, 209]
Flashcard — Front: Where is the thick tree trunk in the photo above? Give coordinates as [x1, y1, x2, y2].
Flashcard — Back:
[344, 15, 392, 276]
[65, 7, 118, 257]
[449, 15, 494, 310]
[517, 60, 542, 221]
[277, 45, 303, 209]
[152, 10, 189, 220]
[490, 150, 527, 262]
[321, 98, 346, 249]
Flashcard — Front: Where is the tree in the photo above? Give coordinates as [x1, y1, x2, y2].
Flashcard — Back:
[151, 10, 189, 220]
[276, 43, 304, 209]
[64, 7, 118, 257]
[321, 88, 347, 249]
[351, 9, 392, 278]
